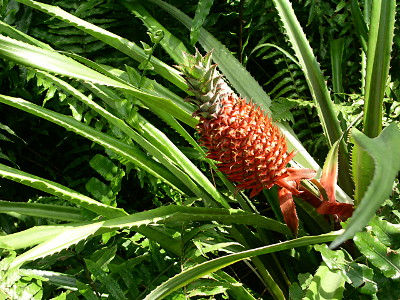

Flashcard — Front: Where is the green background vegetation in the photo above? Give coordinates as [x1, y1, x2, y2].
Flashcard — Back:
[0, 0, 399, 299]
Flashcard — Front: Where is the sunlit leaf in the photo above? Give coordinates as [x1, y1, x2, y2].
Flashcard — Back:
[331, 123, 400, 248]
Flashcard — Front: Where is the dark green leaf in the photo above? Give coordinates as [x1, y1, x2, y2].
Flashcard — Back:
[354, 230, 400, 279]
[76, 280, 98, 300]
[85, 259, 128, 300]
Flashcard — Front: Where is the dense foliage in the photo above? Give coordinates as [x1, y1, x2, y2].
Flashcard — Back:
[0, 0, 399, 299]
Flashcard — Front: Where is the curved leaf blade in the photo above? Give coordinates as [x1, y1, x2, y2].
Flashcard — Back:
[0, 35, 195, 126]
[0, 226, 65, 250]
[0, 35, 129, 90]
[331, 123, 400, 248]
[144, 230, 343, 299]
[271, 0, 342, 147]
[9, 222, 104, 269]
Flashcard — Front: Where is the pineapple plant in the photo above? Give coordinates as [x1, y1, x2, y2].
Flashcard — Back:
[178, 49, 353, 236]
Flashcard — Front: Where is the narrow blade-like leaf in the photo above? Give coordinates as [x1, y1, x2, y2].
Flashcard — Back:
[363, 0, 396, 138]
[0, 200, 85, 222]
[15, 0, 186, 90]
[0, 95, 190, 195]
[270, 0, 353, 195]
[0, 163, 126, 219]
[144, 230, 343, 299]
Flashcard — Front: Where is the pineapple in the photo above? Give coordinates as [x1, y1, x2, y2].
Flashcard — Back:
[178, 50, 352, 236]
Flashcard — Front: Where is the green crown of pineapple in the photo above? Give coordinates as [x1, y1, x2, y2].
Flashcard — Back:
[177, 49, 236, 118]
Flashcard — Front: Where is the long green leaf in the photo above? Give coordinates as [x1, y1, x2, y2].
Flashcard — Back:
[9, 222, 104, 269]
[353, 0, 396, 204]
[2, 205, 290, 269]
[95, 63, 194, 115]
[0, 35, 195, 126]
[101, 205, 290, 235]
[331, 123, 400, 248]
[144, 230, 343, 299]
[363, 0, 395, 138]
[21, 269, 79, 292]
[133, 115, 229, 208]
[0, 35, 129, 89]
[0, 200, 85, 222]
[0, 20, 52, 49]
[15, 0, 186, 91]
[270, 0, 354, 195]
[0, 226, 66, 250]
[0, 163, 126, 219]
[330, 38, 345, 104]
[0, 95, 190, 196]
[271, 0, 342, 147]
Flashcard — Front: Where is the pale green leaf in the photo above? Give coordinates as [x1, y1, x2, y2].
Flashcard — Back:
[270, 0, 353, 195]
[331, 123, 400, 248]
[0, 226, 65, 250]
[303, 263, 345, 300]
[9, 222, 104, 269]
[0, 200, 85, 222]
[363, 0, 396, 138]
[354, 0, 396, 205]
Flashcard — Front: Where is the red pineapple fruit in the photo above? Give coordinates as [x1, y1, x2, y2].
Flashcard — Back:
[178, 50, 349, 236]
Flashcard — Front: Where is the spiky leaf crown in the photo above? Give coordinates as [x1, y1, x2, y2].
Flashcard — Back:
[177, 49, 236, 118]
